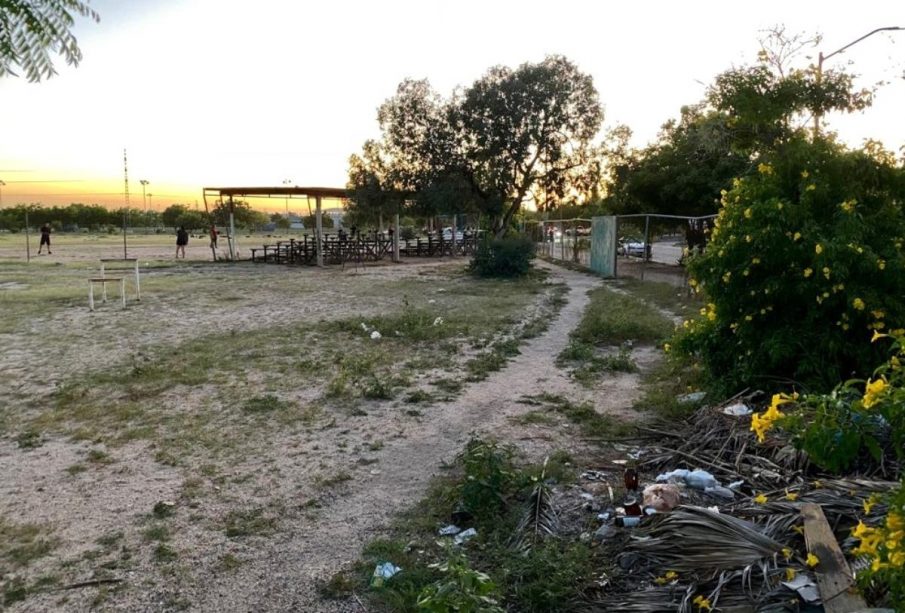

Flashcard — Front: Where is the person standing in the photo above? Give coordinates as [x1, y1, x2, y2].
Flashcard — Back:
[209, 224, 219, 249]
[38, 224, 52, 254]
[176, 226, 189, 258]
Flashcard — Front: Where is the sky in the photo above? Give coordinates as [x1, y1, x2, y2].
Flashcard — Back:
[1, 0, 903, 213]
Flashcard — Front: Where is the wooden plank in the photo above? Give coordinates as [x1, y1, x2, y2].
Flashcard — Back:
[800, 502, 867, 613]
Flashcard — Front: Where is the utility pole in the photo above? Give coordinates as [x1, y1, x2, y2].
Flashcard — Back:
[282, 179, 292, 218]
[813, 26, 903, 138]
[123, 149, 130, 258]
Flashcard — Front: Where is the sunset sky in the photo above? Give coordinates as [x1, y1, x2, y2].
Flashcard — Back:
[0, 0, 903, 213]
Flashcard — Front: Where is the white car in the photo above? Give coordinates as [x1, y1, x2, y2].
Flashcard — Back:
[441, 227, 464, 240]
[619, 240, 649, 257]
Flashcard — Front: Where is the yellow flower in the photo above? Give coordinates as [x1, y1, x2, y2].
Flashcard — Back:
[853, 297, 865, 311]
[751, 257, 760, 264]
[754, 493, 768, 504]
[750, 413, 771, 443]
[782, 547, 793, 560]
[745, 234, 752, 243]
[887, 512, 904, 532]
[822, 267, 831, 279]
[777, 202, 784, 210]
[871, 330, 889, 343]
[890, 551, 905, 567]
[785, 490, 799, 501]
[654, 570, 678, 585]
[871, 558, 888, 572]
[722, 272, 732, 284]
[852, 521, 871, 539]
[793, 231, 802, 241]
[878, 259, 886, 270]
[863, 498, 875, 515]
[871, 310, 886, 319]
[815, 244, 823, 255]
[803, 268, 813, 278]
[840, 199, 856, 213]
[806, 184, 816, 192]
[663, 343, 671, 353]
[801, 170, 809, 178]
[758, 162, 773, 175]
[862, 377, 887, 409]
[744, 207, 753, 219]
[806, 553, 820, 568]
[693, 595, 713, 611]
[688, 278, 698, 287]
[785, 567, 797, 581]
[745, 314, 753, 321]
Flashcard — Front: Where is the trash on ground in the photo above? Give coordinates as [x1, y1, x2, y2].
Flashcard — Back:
[722, 403, 752, 416]
[677, 391, 706, 404]
[370, 562, 401, 588]
[370, 330, 382, 340]
[454, 527, 478, 545]
[642, 483, 681, 512]
[781, 574, 820, 604]
[438, 524, 461, 536]
[655, 468, 718, 490]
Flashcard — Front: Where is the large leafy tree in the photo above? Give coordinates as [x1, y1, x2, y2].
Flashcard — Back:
[350, 56, 603, 234]
[0, 0, 100, 82]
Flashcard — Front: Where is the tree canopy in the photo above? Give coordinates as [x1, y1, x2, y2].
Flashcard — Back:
[348, 56, 603, 234]
[0, 0, 100, 82]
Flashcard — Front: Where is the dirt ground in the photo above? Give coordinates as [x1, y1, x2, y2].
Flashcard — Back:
[0, 244, 660, 612]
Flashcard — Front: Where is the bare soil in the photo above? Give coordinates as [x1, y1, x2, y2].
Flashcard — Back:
[1, 259, 657, 612]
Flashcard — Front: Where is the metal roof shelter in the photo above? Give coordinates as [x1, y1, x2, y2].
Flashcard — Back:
[202, 186, 349, 264]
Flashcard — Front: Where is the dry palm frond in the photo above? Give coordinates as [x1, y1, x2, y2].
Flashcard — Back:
[510, 457, 558, 553]
[623, 506, 784, 578]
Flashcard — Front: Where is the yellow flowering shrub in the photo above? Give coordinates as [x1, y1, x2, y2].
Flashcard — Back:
[677, 136, 905, 393]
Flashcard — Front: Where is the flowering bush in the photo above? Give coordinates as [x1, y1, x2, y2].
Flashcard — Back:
[750, 331, 905, 607]
[750, 330, 905, 472]
[677, 137, 905, 392]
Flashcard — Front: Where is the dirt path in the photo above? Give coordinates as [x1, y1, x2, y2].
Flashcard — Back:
[179, 262, 652, 612]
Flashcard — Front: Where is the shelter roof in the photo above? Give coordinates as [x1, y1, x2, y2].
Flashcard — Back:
[202, 186, 348, 199]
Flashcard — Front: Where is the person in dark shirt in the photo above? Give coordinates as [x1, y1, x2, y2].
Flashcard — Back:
[176, 226, 189, 258]
[38, 224, 52, 254]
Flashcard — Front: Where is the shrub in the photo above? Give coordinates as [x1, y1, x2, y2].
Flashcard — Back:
[469, 234, 535, 278]
[677, 136, 905, 393]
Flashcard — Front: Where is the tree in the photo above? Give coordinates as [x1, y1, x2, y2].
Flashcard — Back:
[352, 56, 604, 235]
[454, 56, 603, 233]
[0, 0, 100, 82]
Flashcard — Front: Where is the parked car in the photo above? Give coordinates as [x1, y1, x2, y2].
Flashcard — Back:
[618, 239, 650, 258]
[441, 227, 464, 240]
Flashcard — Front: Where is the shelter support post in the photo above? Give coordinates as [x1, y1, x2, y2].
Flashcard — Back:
[316, 196, 324, 267]
[393, 213, 400, 263]
[228, 196, 237, 261]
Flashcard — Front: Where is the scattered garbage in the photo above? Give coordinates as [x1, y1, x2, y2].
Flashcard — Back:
[722, 403, 752, 416]
[370, 562, 401, 588]
[438, 524, 461, 536]
[593, 524, 618, 541]
[615, 516, 641, 527]
[677, 391, 706, 404]
[454, 527, 478, 545]
[781, 573, 820, 604]
[370, 330, 382, 340]
[432, 316, 443, 326]
[360, 322, 370, 332]
[642, 484, 681, 512]
[656, 468, 718, 490]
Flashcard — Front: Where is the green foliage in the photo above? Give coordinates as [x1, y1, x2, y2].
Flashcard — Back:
[500, 541, 592, 612]
[456, 438, 518, 522]
[571, 286, 673, 345]
[161, 204, 208, 231]
[772, 332, 905, 472]
[468, 234, 536, 278]
[351, 56, 602, 230]
[678, 136, 905, 393]
[0, 0, 99, 82]
[416, 548, 504, 613]
[855, 481, 905, 610]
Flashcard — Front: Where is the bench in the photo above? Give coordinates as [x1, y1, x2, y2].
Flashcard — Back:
[99, 258, 141, 301]
[88, 277, 126, 311]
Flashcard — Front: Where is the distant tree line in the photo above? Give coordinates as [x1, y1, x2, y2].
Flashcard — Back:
[0, 201, 273, 232]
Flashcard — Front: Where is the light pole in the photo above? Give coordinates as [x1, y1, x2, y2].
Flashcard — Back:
[282, 179, 292, 217]
[147, 193, 153, 211]
[813, 26, 904, 137]
[140, 179, 149, 211]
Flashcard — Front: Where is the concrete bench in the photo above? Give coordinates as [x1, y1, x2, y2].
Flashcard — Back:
[88, 277, 126, 311]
